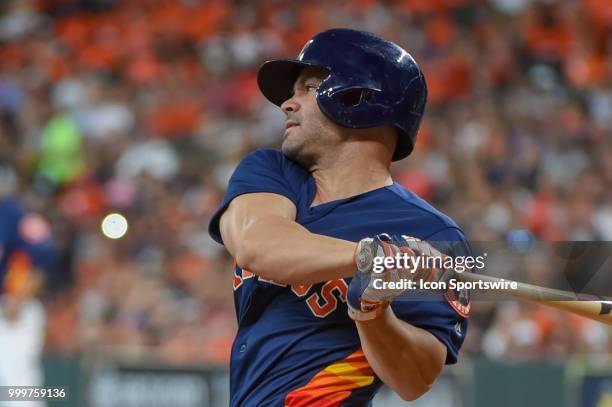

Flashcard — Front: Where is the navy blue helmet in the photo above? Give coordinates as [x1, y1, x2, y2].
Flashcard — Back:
[257, 28, 427, 161]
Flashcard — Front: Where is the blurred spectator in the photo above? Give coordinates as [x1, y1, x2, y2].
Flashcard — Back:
[0, 163, 57, 403]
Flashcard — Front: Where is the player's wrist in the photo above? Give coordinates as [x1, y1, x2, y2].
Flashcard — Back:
[347, 299, 389, 321]
[348, 235, 395, 321]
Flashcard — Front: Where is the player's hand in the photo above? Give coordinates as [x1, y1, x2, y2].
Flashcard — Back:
[347, 234, 447, 321]
[347, 234, 410, 321]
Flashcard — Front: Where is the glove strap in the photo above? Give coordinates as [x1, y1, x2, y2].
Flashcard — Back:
[347, 300, 389, 321]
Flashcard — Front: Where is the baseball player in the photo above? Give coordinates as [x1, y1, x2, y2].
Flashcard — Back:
[208, 28, 471, 406]
[0, 165, 57, 406]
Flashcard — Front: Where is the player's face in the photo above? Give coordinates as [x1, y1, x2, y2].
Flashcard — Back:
[280, 67, 342, 168]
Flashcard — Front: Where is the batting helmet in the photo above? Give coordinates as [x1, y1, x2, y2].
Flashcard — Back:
[257, 28, 427, 161]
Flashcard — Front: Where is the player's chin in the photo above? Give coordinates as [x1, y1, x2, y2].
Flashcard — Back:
[281, 145, 298, 163]
[281, 134, 303, 158]
[281, 137, 314, 167]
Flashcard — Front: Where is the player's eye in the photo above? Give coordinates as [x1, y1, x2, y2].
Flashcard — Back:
[305, 84, 318, 92]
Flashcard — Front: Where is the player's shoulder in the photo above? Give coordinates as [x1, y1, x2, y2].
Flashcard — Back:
[243, 147, 284, 161]
[385, 183, 463, 235]
[238, 148, 308, 175]
[241, 147, 294, 166]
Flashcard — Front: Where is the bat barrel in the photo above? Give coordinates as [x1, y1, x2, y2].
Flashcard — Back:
[455, 272, 612, 325]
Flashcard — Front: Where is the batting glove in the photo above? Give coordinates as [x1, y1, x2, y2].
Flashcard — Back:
[347, 234, 413, 321]
[347, 235, 449, 321]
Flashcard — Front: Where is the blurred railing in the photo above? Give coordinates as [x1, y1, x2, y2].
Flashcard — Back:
[42, 354, 612, 407]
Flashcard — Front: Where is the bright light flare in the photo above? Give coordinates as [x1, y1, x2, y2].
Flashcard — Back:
[101, 213, 128, 239]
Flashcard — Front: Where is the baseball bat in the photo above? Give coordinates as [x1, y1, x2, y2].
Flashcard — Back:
[456, 272, 612, 325]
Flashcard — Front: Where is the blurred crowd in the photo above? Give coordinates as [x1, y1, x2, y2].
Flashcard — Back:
[0, 0, 610, 364]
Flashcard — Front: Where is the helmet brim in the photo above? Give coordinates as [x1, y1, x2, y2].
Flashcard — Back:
[257, 59, 321, 106]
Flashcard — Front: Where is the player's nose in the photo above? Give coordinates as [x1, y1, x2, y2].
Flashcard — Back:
[281, 96, 300, 114]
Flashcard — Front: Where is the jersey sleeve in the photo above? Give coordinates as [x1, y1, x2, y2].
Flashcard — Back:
[391, 227, 471, 365]
[208, 148, 304, 245]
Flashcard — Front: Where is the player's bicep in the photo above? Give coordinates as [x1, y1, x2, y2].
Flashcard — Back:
[219, 192, 297, 258]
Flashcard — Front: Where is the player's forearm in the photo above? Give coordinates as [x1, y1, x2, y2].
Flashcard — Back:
[230, 215, 356, 284]
[356, 307, 446, 401]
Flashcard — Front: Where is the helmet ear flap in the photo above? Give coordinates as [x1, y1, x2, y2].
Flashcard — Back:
[334, 87, 380, 108]
[340, 89, 364, 108]
[319, 86, 387, 128]
[338, 89, 375, 108]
